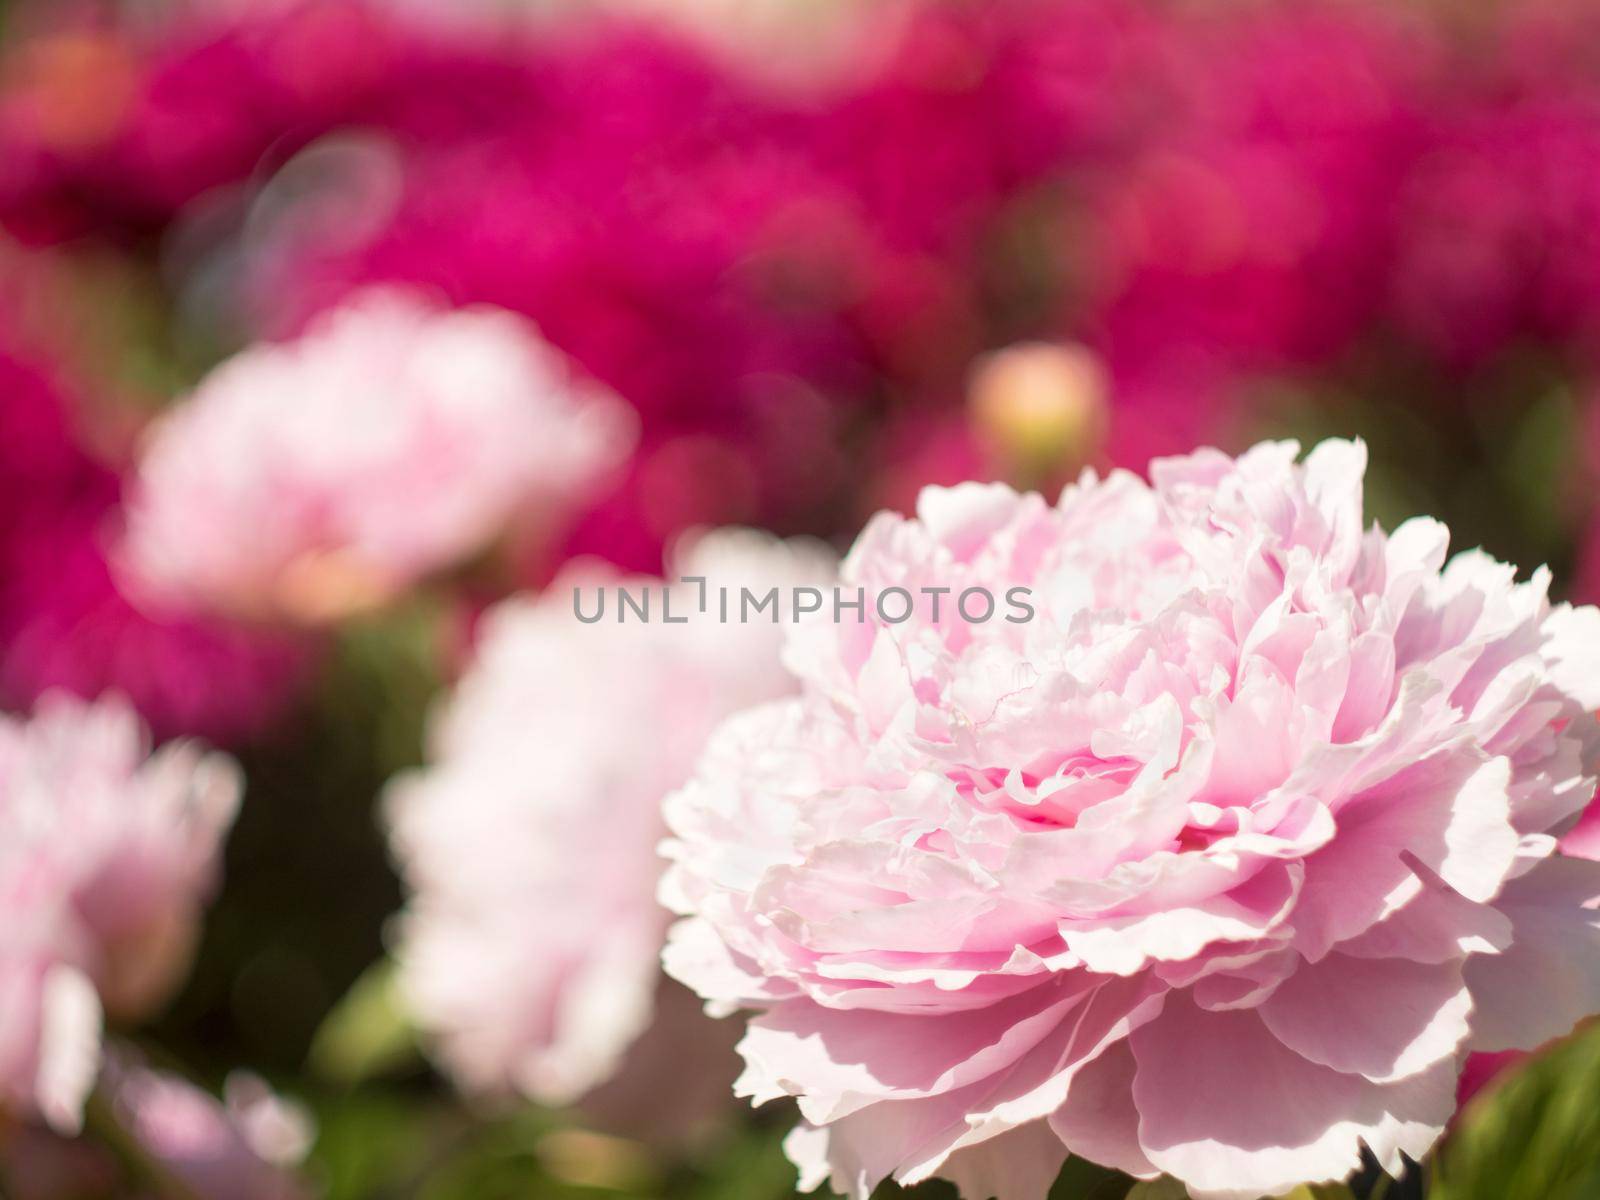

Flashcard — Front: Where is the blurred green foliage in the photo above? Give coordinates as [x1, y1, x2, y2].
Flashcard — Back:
[309, 959, 418, 1086]
[147, 600, 441, 1089]
[1252, 354, 1588, 592]
[1433, 1024, 1600, 1200]
[303, 1093, 801, 1200]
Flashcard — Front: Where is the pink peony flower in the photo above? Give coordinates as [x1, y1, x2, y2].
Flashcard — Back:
[0, 693, 241, 1132]
[386, 529, 835, 1105]
[121, 288, 635, 624]
[662, 438, 1600, 1200]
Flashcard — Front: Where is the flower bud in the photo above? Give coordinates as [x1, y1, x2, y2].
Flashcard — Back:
[969, 341, 1108, 485]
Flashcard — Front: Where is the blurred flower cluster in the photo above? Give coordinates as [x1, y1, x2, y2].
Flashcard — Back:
[1, 0, 1600, 1198]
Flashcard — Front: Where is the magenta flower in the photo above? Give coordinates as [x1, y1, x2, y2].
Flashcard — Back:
[662, 439, 1600, 1199]
[0, 324, 307, 745]
[0, 3, 405, 245]
[1, 508, 312, 745]
[244, 20, 867, 573]
[1390, 101, 1600, 369]
[386, 529, 833, 1103]
[121, 288, 634, 624]
[0, 694, 241, 1132]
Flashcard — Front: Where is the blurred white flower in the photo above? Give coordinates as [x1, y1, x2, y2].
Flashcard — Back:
[385, 528, 834, 1104]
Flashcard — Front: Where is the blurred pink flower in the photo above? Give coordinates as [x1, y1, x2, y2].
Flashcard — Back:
[386, 529, 834, 1105]
[663, 439, 1600, 1199]
[0, 693, 241, 1132]
[121, 288, 634, 624]
[0, 1048, 311, 1199]
[109, 1053, 312, 1200]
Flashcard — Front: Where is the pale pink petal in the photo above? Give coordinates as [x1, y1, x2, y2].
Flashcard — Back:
[1293, 749, 1518, 962]
[936, 1121, 1069, 1200]
[1131, 996, 1452, 1200]
[1257, 954, 1471, 1082]
[1464, 855, 1600, 1052]
[1062, 863, 1301, 976]
[1335, 870, 1512, 963]
[34, 967, 101, 1135]
[735, 983, 1082, 1118]
[1540, 605, 1600, 710]
[1047, 1039, 1158, 1179]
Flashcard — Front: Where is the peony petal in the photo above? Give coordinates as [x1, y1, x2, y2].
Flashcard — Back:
[1131, 995, 1452, 1200]
[1047, 1039, 1159, 1179]
[1465, 855, 1600, 1052]
[936, 1120, 1068, 1200]
[1257, 953, 1472, 1082]
[35, 966, 102, 1135]
[1294, 749, 1518, 961]
[1062, 862, 1301, 976]
[1540, 604, 1600, 710]
[784, 1121, 834, 1195]
[1335, 868, 1511, 963]
[785, 976, 1162, 1197]
[661, 918, 798, 1016]
[735, 981, 1084, 1118]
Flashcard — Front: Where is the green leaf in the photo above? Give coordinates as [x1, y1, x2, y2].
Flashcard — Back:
[677, 1125, 798, 1200]
[304, 1089, 442, 1200]
[1113, 1176, 1356, 1200]
[325, 593, 447, 776]
[308, 957, 420, 1084]
[1049, 1156, 1135, 1199]
[1494, 384, 1582, 561]
[1432, 1019, 1600, 1200]
[1124, 1179, 1189, 1200]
